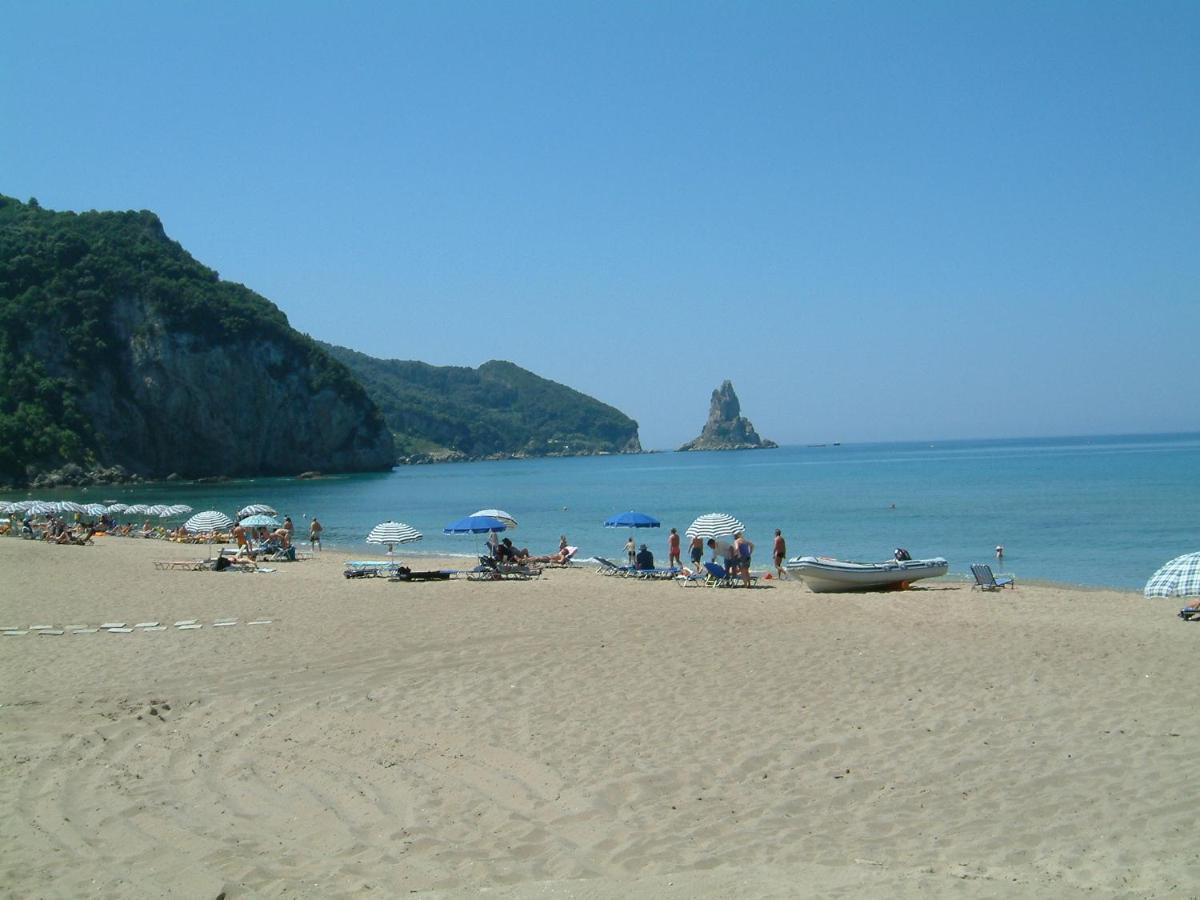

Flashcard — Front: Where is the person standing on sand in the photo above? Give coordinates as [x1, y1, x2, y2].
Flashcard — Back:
[625, 536, 637, 565]
[309, 516, 322, 552]
[773, 529, 787, 578]
[667, 527, 681, 569]
[689, 534, 704, 570]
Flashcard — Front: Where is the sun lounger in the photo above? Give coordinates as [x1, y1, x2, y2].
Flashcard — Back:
[676, 568, 708, 587]
[633, 566, 681, 580]
[389, 569, 456, 582]
[594, 556, 633, 576]
[970, 564, 1015, 591]
[469, 556, 539, 580]
[343, 560, 399, 579]
[154, 560, 209, 571]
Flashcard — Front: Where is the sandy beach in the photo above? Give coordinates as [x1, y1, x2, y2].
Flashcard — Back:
[1, 536, 1196, 898]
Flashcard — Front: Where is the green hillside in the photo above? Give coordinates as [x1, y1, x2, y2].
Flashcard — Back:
[320, 344, 642, 460]
[0, 195, 394, 486]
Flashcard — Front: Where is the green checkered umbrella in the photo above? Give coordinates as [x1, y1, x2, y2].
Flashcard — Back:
[1144, 552, 1200, 598]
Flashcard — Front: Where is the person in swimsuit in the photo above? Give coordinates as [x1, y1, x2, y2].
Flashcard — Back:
[667, 527, 681, 568]
[773, 529, 787, 578]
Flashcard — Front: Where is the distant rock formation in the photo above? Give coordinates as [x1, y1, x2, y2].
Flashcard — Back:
[677, 381, 777, 452]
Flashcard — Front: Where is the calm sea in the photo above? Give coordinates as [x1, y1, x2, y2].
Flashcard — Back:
[11, 433, 1200, 590]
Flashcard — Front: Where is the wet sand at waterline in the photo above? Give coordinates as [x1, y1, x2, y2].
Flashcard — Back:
[1, 537, 1196, 897]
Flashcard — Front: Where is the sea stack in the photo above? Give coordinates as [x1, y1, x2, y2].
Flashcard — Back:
[677, 380, 778, 451]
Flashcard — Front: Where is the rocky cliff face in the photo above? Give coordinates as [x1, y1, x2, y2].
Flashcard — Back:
[677, 381, 777, 451]
[79, 298, 396, 478]
[0, 196, 396, 484]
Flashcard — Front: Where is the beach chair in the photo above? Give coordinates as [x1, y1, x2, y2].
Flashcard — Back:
[703, 561, 736, 587]
[970, 564, 1015, 591]
[594, 556, 632, 576]
[676, 568, 708, 587]
[634, 566, 681, 580]
[544, 546, 579, 567]
[343, 560, 399, 579]
[389, 568, 455, 582]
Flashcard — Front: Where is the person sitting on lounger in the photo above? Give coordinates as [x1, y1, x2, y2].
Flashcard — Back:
[635, 544, 655, 570]
[498, 538, 530, 562]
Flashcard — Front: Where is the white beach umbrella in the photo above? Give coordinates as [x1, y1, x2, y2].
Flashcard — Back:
[106, 503, 129, 514]
[685, 512, 745, 541]
[27, 501, 57, 516]
[165, 504, 193, 516]
[59, 501, 88, 514]
[83, 503, 107, 516]
[126, 504, 151, 515]
[367, 521, 422, 559]
[146, 504, 171, 517]
[470, 508, 518, 528]
[238, 504, 277, 519]
[1145, 552, 1200, 599]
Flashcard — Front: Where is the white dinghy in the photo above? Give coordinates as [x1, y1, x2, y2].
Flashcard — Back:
[785, 556, 949, 593]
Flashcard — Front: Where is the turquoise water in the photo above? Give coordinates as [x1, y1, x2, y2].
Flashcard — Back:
[12, 433, 1200, 590]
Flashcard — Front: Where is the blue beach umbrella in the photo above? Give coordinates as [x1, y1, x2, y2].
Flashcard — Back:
[239, 514, 281, 528]
[443, 515, 509, 534]
[603, 511, 661, 528]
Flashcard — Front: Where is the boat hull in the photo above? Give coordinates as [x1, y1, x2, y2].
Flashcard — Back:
[785, 556, 949, 593]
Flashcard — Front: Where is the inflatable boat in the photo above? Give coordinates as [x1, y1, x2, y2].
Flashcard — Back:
[785, 556, 949, 593]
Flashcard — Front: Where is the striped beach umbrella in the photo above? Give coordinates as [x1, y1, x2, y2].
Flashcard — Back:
[1145, 552, 1200, 599]
[83, 503, 107, 516]
[238, 504, 277, 519]
[106, 503, 129, 514]
[165, 504, 193, 516]
[59, 501, 88, 514]
[685, 512, 745, 540]
[184, 510, 233, 533]
[604, 511, 660, 528]
[367, 521, 422, 559]
[27, 501, 57, 516]
[147, 504, 171, 517]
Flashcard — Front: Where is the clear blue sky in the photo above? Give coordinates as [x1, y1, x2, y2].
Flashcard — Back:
[4, 1, 1197, 449]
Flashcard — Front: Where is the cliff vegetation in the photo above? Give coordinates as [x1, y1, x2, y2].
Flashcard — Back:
[320, 344, 642, 461]
[0, 195, 395, 486]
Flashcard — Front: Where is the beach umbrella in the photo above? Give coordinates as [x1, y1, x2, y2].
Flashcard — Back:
[126, 504, 151, 515]
[685, 512, 745, 540]
[106, 503, 129, 514]
[27, 501, 57, 516]
[165, 504, 193, 516]
[184, 510, 233, 533]
[83, 503, 107, 516]
[604, 511, 661, 528]
[367, 521, 422, 560]
[470, 508, 518, 528]
[238, 504, 277, 519]
[184, 510, 233, 556]
[443, 515, 509, 534]
[147, 504, 171, 517]
[59, 501, 88, 514]
[1144, 552, 1200, 599]
[239, 513, 280, 528]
